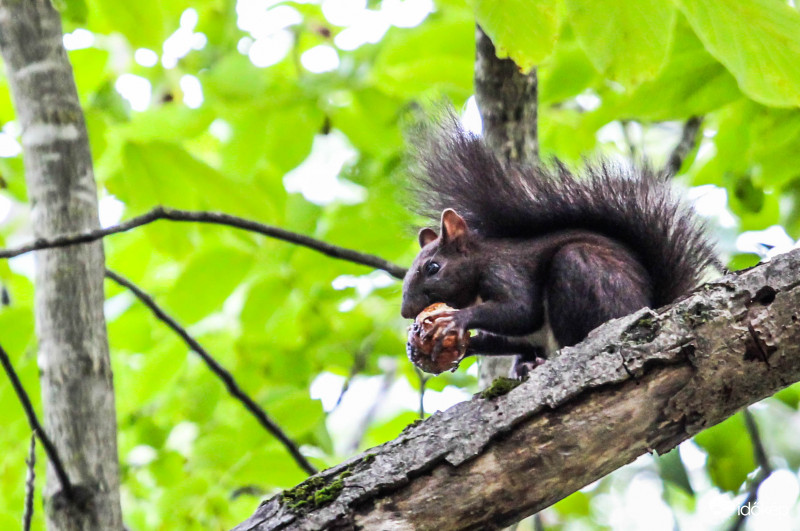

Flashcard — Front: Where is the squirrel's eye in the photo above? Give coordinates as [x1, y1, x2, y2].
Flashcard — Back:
[424, 261, 440, 276]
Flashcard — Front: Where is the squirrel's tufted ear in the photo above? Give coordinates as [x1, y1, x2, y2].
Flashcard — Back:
[418, 227, 438, 248]
[440, 209, 468, 245]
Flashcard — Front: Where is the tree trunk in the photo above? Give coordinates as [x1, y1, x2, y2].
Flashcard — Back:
[474, 26, 539, 165]
[233, 248, 800, 530]
[473, 26, 539, 386]
[0, 1, 123, 529]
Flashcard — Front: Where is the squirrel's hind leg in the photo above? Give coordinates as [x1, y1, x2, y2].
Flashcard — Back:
[546, 241, 652, 347]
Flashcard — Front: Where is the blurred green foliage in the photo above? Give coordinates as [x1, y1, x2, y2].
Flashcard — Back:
[0, 0, 799, 529]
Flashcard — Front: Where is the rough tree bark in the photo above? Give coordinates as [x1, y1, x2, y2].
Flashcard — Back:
[234, 248, 800, 531]
[473, 26, 538, 386]
[0, 1, 123, 529]
[474, 26, 539, 164]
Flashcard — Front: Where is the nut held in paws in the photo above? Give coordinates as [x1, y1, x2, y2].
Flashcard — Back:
[406, 303, 470, 374]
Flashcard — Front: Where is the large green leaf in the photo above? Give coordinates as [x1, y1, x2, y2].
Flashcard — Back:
[694, 414, 755, 493]
[165, 246, 255, 323]
[567, 0, 676, 86]
[601, 16, 741, 121]
[538, 26, 598, 105]
[373, 17, 475, 99]
[673, 0, 800, 107]
[108, 141, 277, 220]
[475, 0, 560, 72]
[86, 0, 167, 49]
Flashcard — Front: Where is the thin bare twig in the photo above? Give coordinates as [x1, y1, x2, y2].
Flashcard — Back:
[333, 350, 368, 412]
[104, 269, 318, 476]
[417, 369, 428, 419]
[620, 120, 639, 160]
[729, 409, 773, 531]
[0, 206, 407, 279]
[347, 359, 397, 453]
[23, 433, 35, 531]
[665, 116, 703, 178]
[0, 344, 72, 497]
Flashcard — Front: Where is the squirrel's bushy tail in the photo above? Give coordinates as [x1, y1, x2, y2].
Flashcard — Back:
[409, 115, 718, 307]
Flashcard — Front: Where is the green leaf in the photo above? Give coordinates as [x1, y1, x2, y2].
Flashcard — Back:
[120, 106, 215, 144]
[656, 447, 694, 495]
[0, 308, 35, 368]
[70, 47, 112, 99]
[567, 0, 676, 86]
[673, 0, 800, 107]
[267, 389, 325, 439]
[694, 413, 755, 492]
[601, 16, 741, 120]
[201, 54, 270, 102]
[222, 103, 322, 177]
[108, 141, 276, 221]
[0, 157, 26, 202]
[329, 89, 404, 155]
[54, 0, 89, 24]
[373, 17, 475, 99]
[86, 0, 167, 50]
[774, 382, 800, 409]
[475, 0, 560, 72]
[728, 253, 761, 271]
[538, 26, 598, 105]
[539, 107, 602, 161]
[553, 491, 591, 517]
[165, 246, 254, 323]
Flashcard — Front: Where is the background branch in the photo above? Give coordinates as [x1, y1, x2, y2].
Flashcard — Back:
[104, 269, 318, 476]
[730, 409, 773, 531]
[23, 434, 35, 531]
[0, 206, 408, 280]
[665, 116, 704, 177]
[0, 344, 72, 497]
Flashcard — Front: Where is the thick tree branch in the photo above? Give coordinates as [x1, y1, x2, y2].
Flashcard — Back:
[0, 344, 72, 497]
[104, 269, 318, 476]
[234, 248, 800, 531]
[0, 206, 407, 280]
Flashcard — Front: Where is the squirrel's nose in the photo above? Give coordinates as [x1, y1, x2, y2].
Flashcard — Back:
[400, 297, 419, 319]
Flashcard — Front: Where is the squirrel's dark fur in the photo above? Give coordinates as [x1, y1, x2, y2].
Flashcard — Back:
[402, 115, 718, 368]
[411, 118, 716, 308]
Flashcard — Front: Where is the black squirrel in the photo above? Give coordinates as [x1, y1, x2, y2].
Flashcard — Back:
[400, 117, 718, 369]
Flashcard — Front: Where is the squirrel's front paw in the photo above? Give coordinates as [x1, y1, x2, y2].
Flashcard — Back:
[429, 315, 468, 358]
[407, 303, 470, 374]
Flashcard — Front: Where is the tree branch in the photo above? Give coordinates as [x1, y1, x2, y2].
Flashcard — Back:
[0, 206, 407, 280]
[665, 116, 703, 178]
[234, 248, 800, 530]
[730, 409, 773, 531]
[0, 344, 72, 498]
[474, 26, 538, 165]
[0, 1, 123, 527]
[104, 269, 318, 476]
[23, 434, 36, 531]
